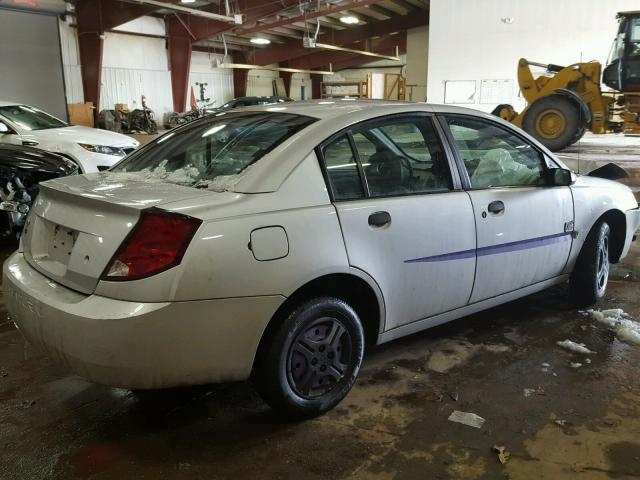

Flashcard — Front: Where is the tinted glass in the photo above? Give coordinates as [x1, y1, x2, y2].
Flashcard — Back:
[0, 105, 67, 131]
[322, 135, 364, 201]
[353, 117, 451, 197]
[445, 116, 546, 188]
[114, 112, 314, 189]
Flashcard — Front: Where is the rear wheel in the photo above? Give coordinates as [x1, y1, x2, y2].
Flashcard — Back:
[523, 96, 582, 151]
[253, 297, 364, 419]
[570, 221, 611, 306]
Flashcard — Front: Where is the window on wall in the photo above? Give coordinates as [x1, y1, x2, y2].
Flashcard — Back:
[444, 116, 547, 188]
[352, 117, 452, 197]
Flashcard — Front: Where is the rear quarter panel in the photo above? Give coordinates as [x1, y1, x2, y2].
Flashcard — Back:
[94, 152, 353, 302]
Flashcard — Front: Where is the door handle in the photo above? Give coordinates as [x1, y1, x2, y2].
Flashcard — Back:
[487, 200, 505, 215]
[22, 140, 39, 147]
[368, 211, 391, 227]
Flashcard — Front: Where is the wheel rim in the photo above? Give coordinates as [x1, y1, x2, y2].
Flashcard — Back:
[535, 108, 567, 139]
[287, 316, 353, 399]
[597, 236, 610, 291]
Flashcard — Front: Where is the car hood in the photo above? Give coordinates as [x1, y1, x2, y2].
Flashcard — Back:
[572, 174, 632, 192]
[0, 145, 77, 176]
[23, 125, 138, 147]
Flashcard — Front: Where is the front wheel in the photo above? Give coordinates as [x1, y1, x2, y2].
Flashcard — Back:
[570, 221, 610, 306]
[253, 297, 365, 419]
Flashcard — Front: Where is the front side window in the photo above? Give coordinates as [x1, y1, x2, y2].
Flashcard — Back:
[114, 112, 314, 189]
[0, 105, 67, 131]
[353, 117, 451, 197]
[445, 116, 546, 188]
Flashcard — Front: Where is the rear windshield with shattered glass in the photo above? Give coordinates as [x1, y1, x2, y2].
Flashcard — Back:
[112, 112, 315, 191]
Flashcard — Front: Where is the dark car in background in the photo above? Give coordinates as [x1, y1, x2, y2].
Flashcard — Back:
[0, 144, 77, 237]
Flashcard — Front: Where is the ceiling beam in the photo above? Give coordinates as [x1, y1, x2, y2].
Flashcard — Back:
[249, 10, 427, 65]
[234, 0, 385, 35]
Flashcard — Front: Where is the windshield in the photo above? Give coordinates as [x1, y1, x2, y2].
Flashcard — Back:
[113, 112, 315, 190]
[0, 105, 67, 131]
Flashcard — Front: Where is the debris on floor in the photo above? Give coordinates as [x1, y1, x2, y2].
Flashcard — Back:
[556, 339, 595, 354]
[570, 362, 583, 368]
[584, 308, 640, 345]
[448, 410, 486, 428]
[493, 445, 510, 464]
[523, 387, 545, 398]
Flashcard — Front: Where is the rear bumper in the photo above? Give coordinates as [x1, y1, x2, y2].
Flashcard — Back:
[3, 252, 284, 389]
[621, 206, 640, 260]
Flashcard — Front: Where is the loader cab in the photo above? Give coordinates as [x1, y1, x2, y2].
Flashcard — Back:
[603, 11, 640, 92]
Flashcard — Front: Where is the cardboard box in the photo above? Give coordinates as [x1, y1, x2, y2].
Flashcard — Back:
[67, 102, 94, 127]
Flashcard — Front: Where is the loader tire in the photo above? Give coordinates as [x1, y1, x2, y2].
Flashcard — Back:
[523, 96, 581, 152]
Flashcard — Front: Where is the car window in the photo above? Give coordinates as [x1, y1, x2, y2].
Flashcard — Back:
[352, 117, 451, 197]
[445, 116, 546, 188]
[322, 135, 364, 201]
[0, 105, 67, 131]
[113, 112, 314, 190]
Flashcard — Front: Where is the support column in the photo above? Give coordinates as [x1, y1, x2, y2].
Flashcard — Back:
[233, 52, 248, 98]
[167, 16, 193, 113]
[311, 73, 323, 99]
[76, 0, 104, 112]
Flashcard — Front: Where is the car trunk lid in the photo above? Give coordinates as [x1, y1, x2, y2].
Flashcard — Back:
[21, 173, 212, 294]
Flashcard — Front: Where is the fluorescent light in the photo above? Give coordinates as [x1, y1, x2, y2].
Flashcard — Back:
[181, 0, 196, 3]
[340, 15, 359, 24]
[250, 37, 271, 45]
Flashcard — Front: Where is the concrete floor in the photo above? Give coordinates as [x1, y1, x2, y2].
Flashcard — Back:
[1, 134, 640, 480]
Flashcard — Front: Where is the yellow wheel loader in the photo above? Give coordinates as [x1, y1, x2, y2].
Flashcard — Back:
[494, 11, 640, 151]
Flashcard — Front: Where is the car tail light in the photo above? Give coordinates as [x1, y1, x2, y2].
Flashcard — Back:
[102, 209, 202, 281]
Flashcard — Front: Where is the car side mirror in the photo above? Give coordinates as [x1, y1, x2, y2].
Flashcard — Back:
[549, 167, 575, 186]
[0, 122, 9, 134]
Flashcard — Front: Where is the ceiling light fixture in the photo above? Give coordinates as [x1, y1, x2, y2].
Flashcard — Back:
[340, 15, 359, 24]
[180, 0, 196, 3]
[250, 37, 271, 45]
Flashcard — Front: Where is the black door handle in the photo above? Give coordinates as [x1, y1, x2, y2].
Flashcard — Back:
[487, 200, 505, 215]
[368, 211, 391, 227]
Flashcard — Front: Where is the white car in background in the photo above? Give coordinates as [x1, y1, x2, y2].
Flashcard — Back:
[3, 101, 640, 418]
[0, 102, 139, 173]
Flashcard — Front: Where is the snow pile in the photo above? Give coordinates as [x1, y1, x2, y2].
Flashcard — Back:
[584, 309, 640, 346]
[556, 340, 595, 354]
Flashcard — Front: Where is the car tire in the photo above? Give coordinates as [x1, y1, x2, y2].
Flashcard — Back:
[253, 297, 365, 419]
[569, 221, 611, 306]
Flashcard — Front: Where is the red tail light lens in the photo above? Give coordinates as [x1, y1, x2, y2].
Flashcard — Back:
[102, 209, 202, 281]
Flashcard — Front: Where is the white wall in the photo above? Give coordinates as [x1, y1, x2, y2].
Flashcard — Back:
[427, 0, 640, 112]
[59, 16, 235, 114]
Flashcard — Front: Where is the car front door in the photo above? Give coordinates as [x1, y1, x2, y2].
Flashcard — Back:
[319, 114, 477, 331]
[440, 114, 574, 303]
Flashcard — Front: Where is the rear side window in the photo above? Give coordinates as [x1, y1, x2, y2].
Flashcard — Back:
[320, 116, 452, 200]
[353, 118, 451, 197]
[322, 136, 364, 201]
[113, 112, 314, 190]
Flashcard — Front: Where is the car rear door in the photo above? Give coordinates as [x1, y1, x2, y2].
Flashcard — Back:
[318, 114, 476, 331]
[439, 114, 574, 303]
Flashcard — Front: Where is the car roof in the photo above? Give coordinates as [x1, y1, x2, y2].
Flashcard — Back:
[237, 99, 494, 122]
[0, 101, 20, 107]
[232, 99, 563, 193]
